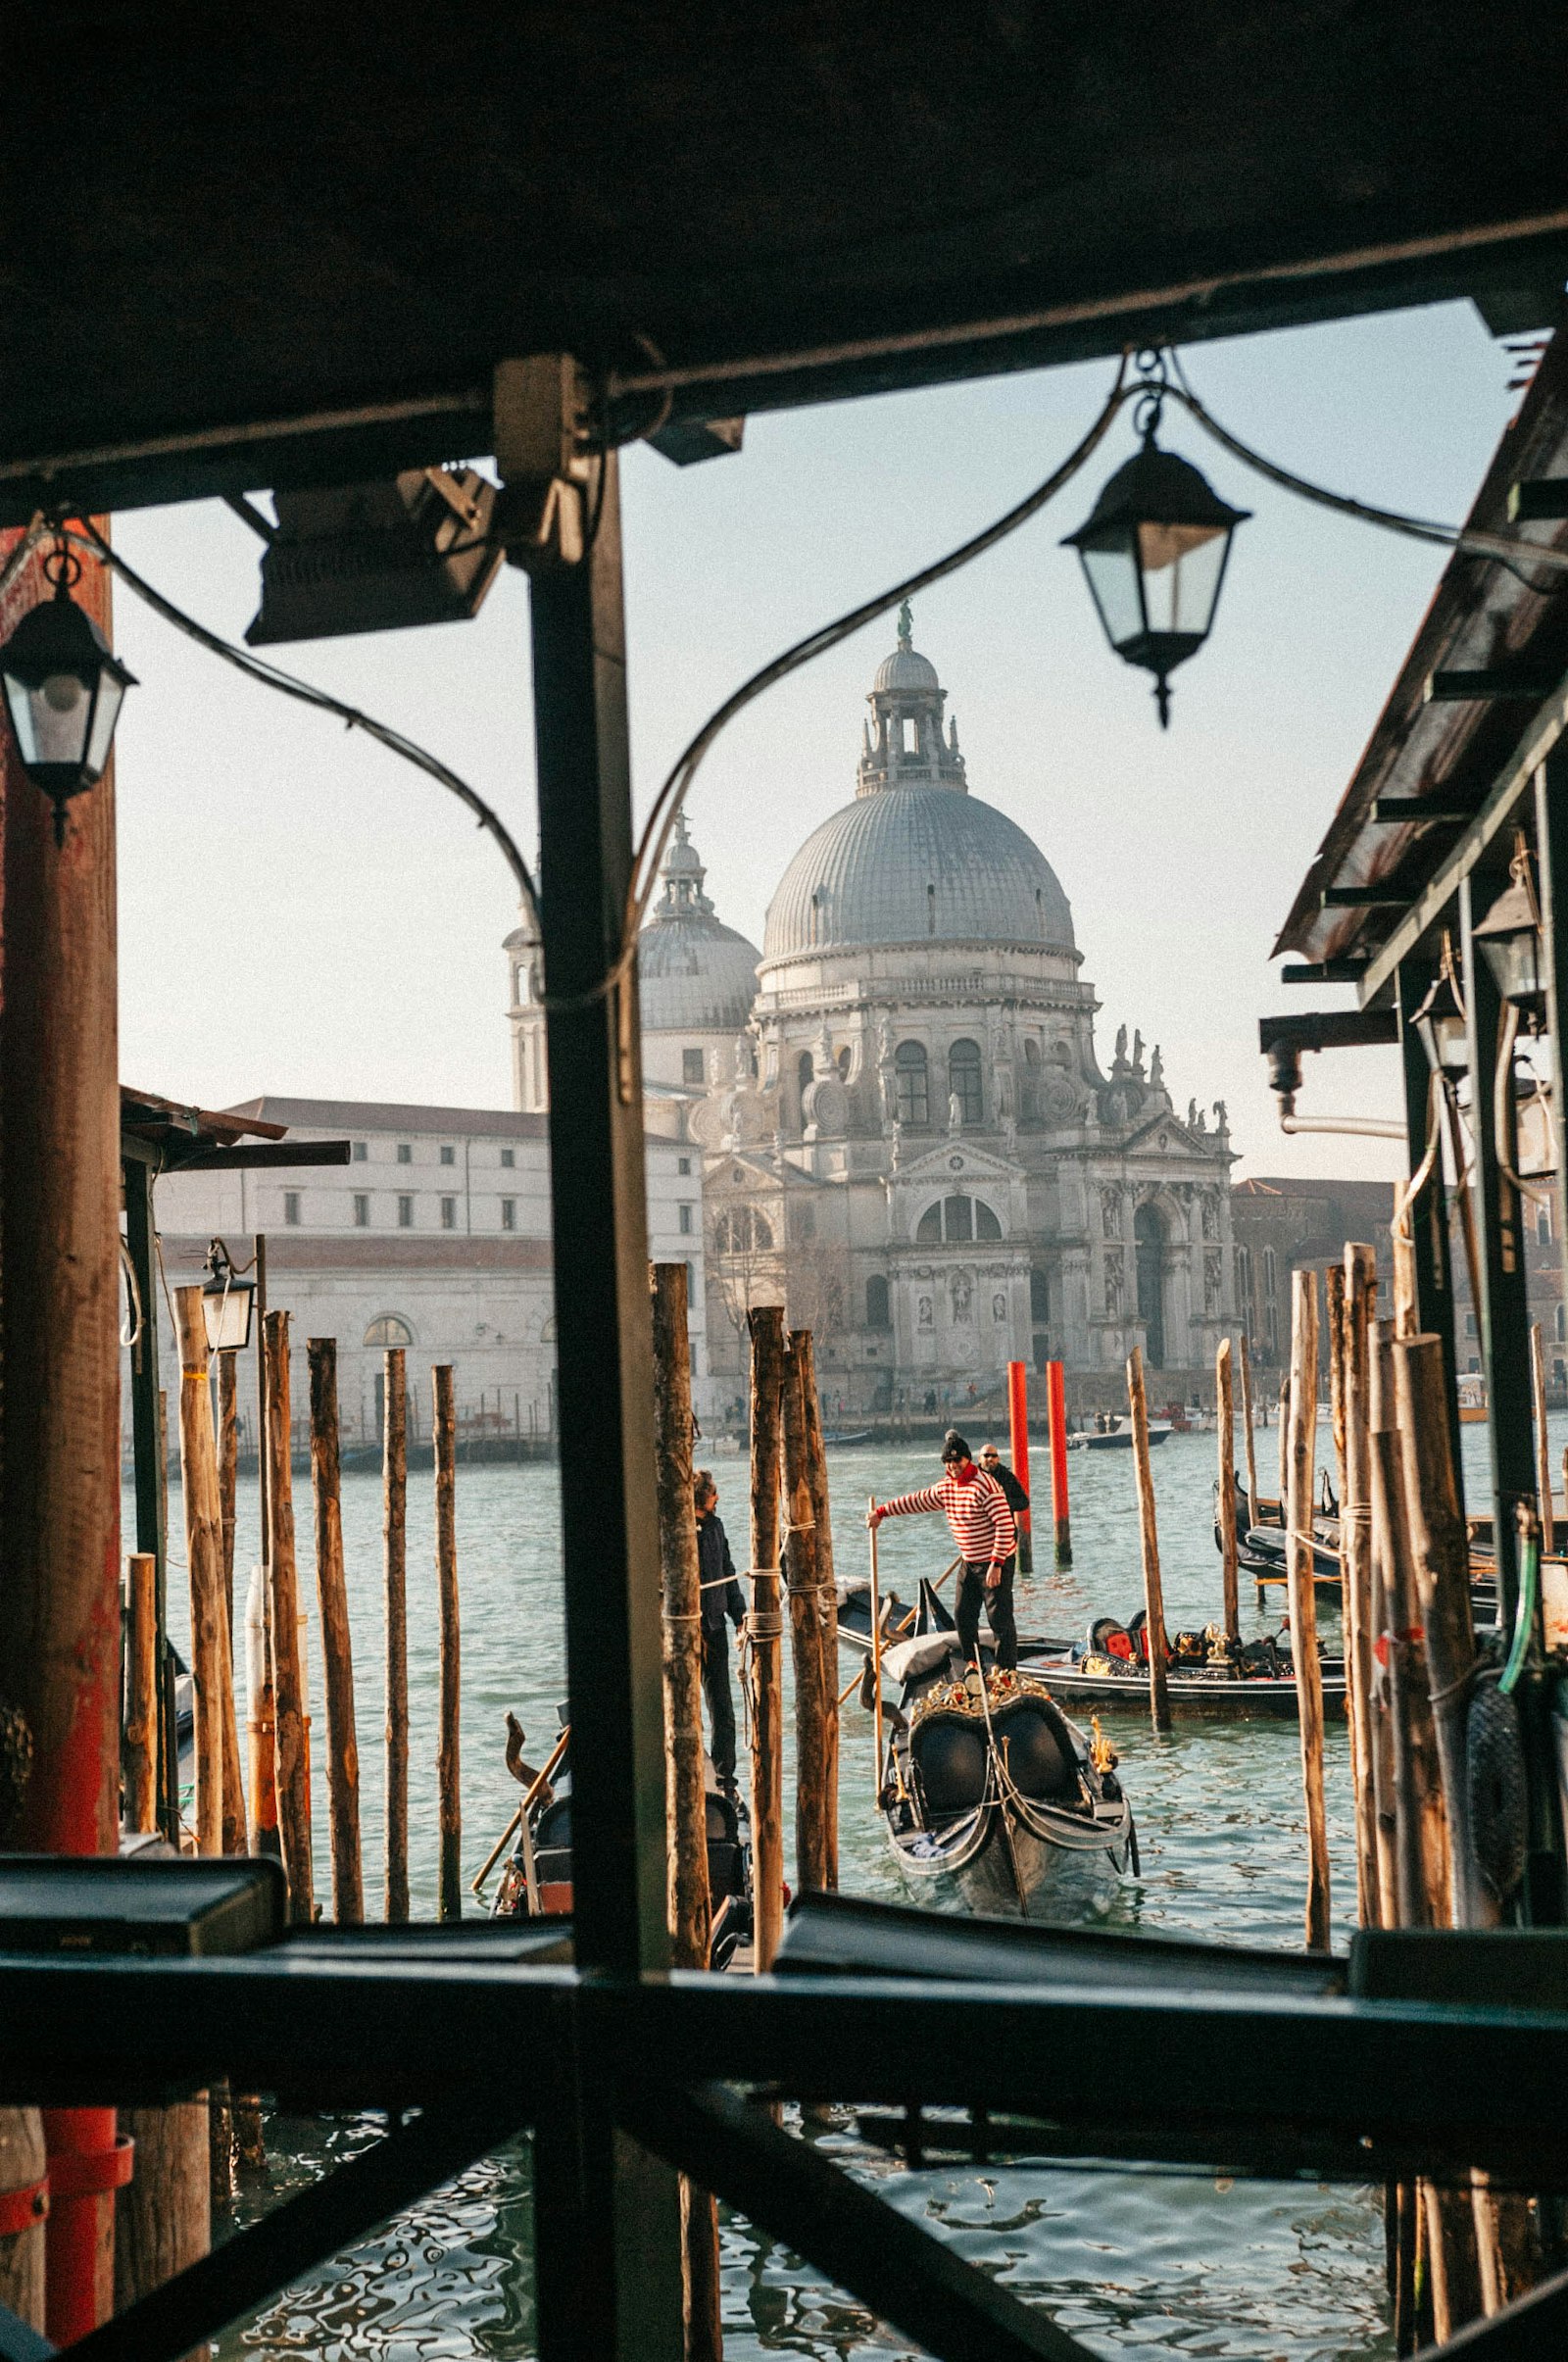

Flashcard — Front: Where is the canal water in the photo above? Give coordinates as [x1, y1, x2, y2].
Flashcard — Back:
[149, 1415, 1518, 2361]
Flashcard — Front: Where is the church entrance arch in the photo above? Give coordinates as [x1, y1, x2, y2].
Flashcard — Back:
[1134, 1204, 1166, 1368]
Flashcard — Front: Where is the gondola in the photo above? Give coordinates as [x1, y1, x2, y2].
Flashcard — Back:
[872, 1581, 1136, 1918]
[491, 1719, 754, 1969]
[835, 1578, 1070, 1660]
[1022, 1614, 1347, 1721]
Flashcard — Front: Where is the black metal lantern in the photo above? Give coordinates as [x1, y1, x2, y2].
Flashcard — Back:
[1412, 950, 1469, 1078]
[1062, 365, 1250, 726]
[202, 1238, 256, 1355]
[1474, 838, 1546, 1015]
[0, 549, 136, 844]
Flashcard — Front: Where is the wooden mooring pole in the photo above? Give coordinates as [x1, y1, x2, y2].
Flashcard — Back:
[434, 1364, 462, 1921]
[747, 1305, 786, 1973]
[1125, 1346, 1170, 1735]
[123, 1553, 158, 1837]
[247, 1235, 280, 1864]
[1215, 1339, 1239, 1642]
[1005, 1359, 1033, 1574]
[217, 1349, 238, 1645]
[783, 1332, 830, 1899]
[0, 2111, 47, 2334]
[383, 1348, 410, 1924]
[310, 1340, 363, 1924]
[173, 1287, 234, 1858]
[1531, 1320, 1555, 1546]
[1286, 1269, 1331, 1952]
[264, 1310, 313, 1924]
[1239, 1329, 1259, 1525]
[1047, 1359, 1072, 1567]
[650, 1265, 723, 2362]
[1343, 1246, 1382, 1933]
[796, 1332, 839, 1891]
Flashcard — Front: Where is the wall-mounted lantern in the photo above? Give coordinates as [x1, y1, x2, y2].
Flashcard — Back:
[0, 548, 135, 844]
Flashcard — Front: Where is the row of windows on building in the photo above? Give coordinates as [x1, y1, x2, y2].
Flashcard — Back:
[283, 1193, 519, 1231]
[349, 1142, 520, 1168]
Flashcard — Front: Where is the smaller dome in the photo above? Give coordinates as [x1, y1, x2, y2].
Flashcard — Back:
[639, 812, 761, 1035]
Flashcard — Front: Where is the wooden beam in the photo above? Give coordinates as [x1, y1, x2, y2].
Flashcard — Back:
[1281, 959, 1370, 983]
[1323, 883, 1408, 907]
[1425, 670, 1562, 704]
[1373, 794, 1484, 823]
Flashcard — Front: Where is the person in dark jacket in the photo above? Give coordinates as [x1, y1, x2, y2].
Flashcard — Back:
[980, 1444, 1031, 1576]
[695, 1469, 746, 1784]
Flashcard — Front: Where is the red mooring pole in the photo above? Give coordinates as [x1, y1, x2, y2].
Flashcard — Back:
[0, 526, 131, 2340]
[1005, 1361, 1033, 1574]
[1047, 1360, 1072, 1568]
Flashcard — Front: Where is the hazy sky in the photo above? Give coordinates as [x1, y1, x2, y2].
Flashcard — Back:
[111, 300, 1520, 1180]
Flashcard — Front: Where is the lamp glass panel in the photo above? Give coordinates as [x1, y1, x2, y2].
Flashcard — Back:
[5, 667, 91, 769]
[1135, 519, 1229, 636]
[203, 1280, 254, 1353]
[84, 673, 126, 779]
[1079, 538, 1145, 650]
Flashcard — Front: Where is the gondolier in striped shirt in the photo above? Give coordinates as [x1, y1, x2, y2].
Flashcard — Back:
[868, 1430, 1018, 1669]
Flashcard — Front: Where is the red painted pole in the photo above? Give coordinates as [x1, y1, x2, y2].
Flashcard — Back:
[1005, 1361, 1033, 1574]
[0, 524, 130, 2340]
[1047, 1360, 1072, 1568]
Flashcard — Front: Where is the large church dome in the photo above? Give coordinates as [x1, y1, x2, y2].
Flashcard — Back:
[639, 812, 761, 1033]
[762, 611, 1075, 962]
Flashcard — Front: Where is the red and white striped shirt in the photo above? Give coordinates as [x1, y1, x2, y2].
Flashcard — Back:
[879, 1468, 1015, 1564]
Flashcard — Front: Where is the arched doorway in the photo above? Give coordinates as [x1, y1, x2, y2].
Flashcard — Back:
[1134, 1205, 1165, 1368]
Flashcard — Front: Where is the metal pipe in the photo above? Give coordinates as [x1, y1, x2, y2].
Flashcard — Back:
[1279, 1113, 1405, 1139]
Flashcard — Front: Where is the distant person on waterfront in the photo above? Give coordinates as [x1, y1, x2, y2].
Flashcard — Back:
[868, 1430, 1017, 1668]
[695, 1469, 746, 1784]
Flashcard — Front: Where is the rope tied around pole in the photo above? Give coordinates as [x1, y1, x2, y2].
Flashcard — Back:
[745, 1610, 785, 1644]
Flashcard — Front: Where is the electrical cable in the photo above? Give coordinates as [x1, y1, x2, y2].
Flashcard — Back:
[68, 518, 540, 927]
[1165, 354, 1568, 579]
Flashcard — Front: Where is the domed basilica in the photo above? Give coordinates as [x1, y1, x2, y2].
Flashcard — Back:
[512, 608, 1235, 1413]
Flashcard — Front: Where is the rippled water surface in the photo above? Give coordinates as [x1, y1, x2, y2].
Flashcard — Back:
[151, 1416, 1519, 2362]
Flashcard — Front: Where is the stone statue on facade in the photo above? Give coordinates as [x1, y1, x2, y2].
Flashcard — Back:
[1187, 1099, 1198, 1129]
[1149, 1044, 1163, 1090]
[1213, 1099, 1228, 1131]
[1113, 1023, 1128, 1067]
[948, 1088, 963, 1133]
[1103, 1253, 1123, 1320]
[1101, 1185, 1122, 1239]
[1132, 1030, 1145, 1077]
[1201, 1193, 1220, 1241]
[951, 1271, 972, 1322]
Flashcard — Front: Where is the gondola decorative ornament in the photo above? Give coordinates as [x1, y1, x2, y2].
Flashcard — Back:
[1062, 352, 1250, 727]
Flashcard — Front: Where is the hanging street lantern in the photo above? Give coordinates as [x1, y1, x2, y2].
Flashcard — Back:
[0, 546, 135, 845]
[1062, 359, 1250, 727]
[202, 1238, 257, 1355]
[1412, 944, 1470, 1078]
[1473, 835, 1547, 1017]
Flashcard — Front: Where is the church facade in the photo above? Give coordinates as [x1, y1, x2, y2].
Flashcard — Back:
[511, 611, 1236, 1417]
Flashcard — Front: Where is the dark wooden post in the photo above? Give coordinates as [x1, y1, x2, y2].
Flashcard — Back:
[1460, 873, 1535, 1630]
[309, 1339, 363, 1924]
[382, 1348, 410, 1924]
[264, 1311, 313, 1924]
[122, 1156, 173, 1839]
[527, 437, 680, 2361]
[748, 1306, 787, 1967]
[123, 1553, 159, 1836]
[1125, 1347, 1170, 1735]
[434, 1364, 462, 1920]
[1287, 1270, 1331, 1951]
[1238, 1330, 1259, 1526]
[1396, 960, 1465, 1482]
[1538, 747, 1568, 1483]
[0, 2112, 46, 2333]
[783, 1332, 830, 1898]
[796, 1331, 839, 1890]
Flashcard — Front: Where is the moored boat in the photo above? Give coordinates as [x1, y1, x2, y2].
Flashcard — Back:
[1022, 1614, 1346, 1721]
[1068, 1414, 1172, 1452]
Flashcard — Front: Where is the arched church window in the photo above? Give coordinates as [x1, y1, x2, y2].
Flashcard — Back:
[915, 1201, 942, 1245]
[895, 1042, 929, 1126]
[974, 1200, 1003, 1241]
[715, 1206, 774, 1255]
[949, 1039, 983, 1125]
[1135, 1204, 1166, 1369]
[364, 1313, 415, 1349]
[836, 1045, 851, 1079]
[943, 1195, 973, 1243]
[797, 1051, 814, 1100]
[865, 1276, 891, 1330]
[1029, 1268, 1050, 1324]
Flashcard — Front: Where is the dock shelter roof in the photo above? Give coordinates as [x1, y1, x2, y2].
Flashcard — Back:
[7, 6, 1568, 519]
[1273, 317, 1568, 992]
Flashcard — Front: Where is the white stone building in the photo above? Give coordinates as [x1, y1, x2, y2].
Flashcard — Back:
[511, 609, 1235, 1420]
[149, 1094, 714, 1443]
